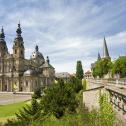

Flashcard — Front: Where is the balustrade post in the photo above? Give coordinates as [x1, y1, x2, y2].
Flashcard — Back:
[122, 97, 126, 115]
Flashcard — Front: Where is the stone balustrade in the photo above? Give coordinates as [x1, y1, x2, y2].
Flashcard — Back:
[106, 86, 126, 114]
[87, 78, 126, 87]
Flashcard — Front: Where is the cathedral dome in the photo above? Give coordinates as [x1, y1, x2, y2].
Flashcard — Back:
[24, 69, 37, 76]
[31, 45, 44, 60]
[32, 51, 44, 59]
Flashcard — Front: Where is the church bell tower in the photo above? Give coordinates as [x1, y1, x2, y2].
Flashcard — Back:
[0, 27, 8, 57]
[13, 23, 24, 58]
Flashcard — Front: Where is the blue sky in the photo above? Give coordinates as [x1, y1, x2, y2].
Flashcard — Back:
[0, 0, 126, 73]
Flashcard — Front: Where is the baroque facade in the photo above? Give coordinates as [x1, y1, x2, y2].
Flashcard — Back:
[0, 23, 55, 92]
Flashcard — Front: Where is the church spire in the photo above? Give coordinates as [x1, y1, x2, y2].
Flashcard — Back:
[97, 52, 101, 60]
[16, 22, 23, 41]
[0, 26, 5, 40]
[103, 37, 110, 58]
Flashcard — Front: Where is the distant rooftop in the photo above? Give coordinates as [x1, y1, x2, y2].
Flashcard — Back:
[55, 72, 71, 78]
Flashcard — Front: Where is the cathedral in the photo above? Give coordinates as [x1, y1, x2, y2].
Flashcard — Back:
[0, 23, 55, 92]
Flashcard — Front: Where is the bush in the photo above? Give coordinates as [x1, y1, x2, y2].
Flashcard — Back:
[99, 93, 116, 126]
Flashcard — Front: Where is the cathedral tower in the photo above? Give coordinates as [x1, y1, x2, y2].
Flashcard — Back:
[97, 52, 101, 60]
[13, 23, 24, 58]
[0, 27, 8, 57]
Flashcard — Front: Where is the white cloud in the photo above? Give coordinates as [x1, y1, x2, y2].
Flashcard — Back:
[0, 0, 126, 73]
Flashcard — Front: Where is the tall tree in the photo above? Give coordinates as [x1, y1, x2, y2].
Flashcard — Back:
[76, 61, 84, 80]
[92, 58, 112, 78]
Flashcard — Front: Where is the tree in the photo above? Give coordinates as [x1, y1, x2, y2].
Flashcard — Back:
[112, 56, 126, 78]
[92, 58, 112, 78]
[76, 61, 84, 80]
[42, 79, 78, 118]
[68, 76, 83, 93]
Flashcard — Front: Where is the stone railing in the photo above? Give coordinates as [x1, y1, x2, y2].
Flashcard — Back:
[106, 86, 126, 114]
[87, 78, 126, 87]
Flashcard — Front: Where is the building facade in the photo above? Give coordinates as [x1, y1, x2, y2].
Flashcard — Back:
[0, 23, 55, 92]
[84, 71, 93, 79]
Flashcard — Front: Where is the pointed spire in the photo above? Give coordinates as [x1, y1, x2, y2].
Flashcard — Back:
[46, 56, 50, 64]
[35, 45, 39, 52]
[0, 26, 5, 40]
[103, 37, 110, 58]
[97, 52, 101, 60]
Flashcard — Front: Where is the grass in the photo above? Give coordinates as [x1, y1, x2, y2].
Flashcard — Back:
[0, 101, 26, 118]
[0, 101, 27, 124]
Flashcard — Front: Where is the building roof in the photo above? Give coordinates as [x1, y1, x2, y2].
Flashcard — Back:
[55, 72, 71, 78]
[39, 56, 54, 69]
[85, 71, 91, 75]
[24, 69, 38, 76]
[39, 62, 54, 69]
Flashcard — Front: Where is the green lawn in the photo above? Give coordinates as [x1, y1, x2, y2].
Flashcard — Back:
[0, 101, 27, 124]
[0, 101, 27, 118]
[0, 101, 26, 117]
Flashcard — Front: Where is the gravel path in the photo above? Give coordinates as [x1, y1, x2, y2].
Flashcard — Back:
[0, 93, 31, 105]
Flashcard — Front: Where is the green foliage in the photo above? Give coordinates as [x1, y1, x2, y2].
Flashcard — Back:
[42, 79, 78, 118]
[76, 61, 84, 80]
[112, 56, 126, 78]
[4, 98, 40, 126]
[99, 93, 116, 126]
[82, 79, 87, 90]
[93, 58, 112, 78]
[3, 80, 119, 126]
[68, 76, 83, 93]
[32, 87, 41, 99]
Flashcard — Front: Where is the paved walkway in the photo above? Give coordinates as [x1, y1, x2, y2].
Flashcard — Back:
[0, 93, 31, 105]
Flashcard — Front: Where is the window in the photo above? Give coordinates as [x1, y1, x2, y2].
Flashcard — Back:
[21, 50, 23, 55]
[26, 81, 28, 87]
[15, 49, 17, 54]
